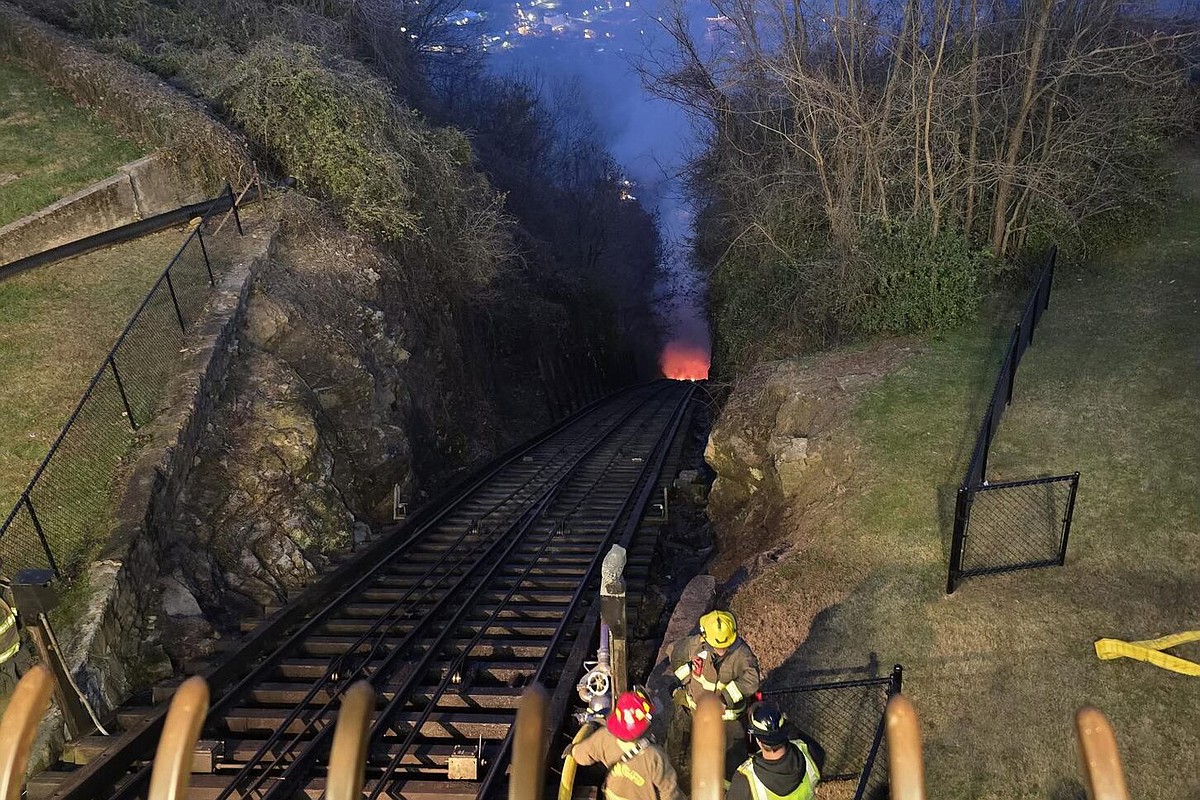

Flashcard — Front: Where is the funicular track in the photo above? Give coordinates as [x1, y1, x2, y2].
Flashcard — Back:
[42, 380, 696, 800]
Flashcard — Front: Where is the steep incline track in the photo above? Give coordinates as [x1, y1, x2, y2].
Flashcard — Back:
[44, 380, 695, 800]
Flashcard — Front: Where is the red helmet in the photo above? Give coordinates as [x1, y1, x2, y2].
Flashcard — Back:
[607, 690, 653, 741]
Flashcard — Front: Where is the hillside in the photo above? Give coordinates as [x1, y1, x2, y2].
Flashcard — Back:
[704, 147, 1200, 798]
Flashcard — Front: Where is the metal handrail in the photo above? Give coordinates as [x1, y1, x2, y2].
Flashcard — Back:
[509, 685, 549, 800]
[0, 665, 54, 800]
[1075, 708, 1130, 800]
[147, 676, 210, 800]
[327, 682, 375, 800]
[691, 693, 725, 800]
[884, 694, 925, 800]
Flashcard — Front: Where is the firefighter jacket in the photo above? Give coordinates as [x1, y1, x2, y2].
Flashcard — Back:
[571, 726, 686, 800]
[669, 633, 761, 720]
[0, 597, 19, 666]
[729, 740, 821, 800]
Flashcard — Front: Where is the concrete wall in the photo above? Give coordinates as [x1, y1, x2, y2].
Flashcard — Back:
[0, 152, 207, 266]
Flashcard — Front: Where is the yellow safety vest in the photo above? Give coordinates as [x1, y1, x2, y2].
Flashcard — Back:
[0, 598, 19, 665]
[736, 741, 820, 800]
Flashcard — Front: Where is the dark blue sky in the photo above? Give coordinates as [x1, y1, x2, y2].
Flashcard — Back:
[480, 0, 713, 357]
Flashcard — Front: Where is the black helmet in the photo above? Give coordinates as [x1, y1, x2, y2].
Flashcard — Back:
[747, 701, 789, 746]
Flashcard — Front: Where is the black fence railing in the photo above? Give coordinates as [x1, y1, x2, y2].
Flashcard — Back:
[768, 664, 902, 800]
[947, 246, 1081, 593]
[0, 185, 243, 580]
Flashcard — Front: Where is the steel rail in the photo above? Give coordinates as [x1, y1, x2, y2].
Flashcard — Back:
[205, 406, 623, 794]
[475, 383, 695, 799]
[360, 393, 676, 798]
[248, 390, 674, 800]
[51, 384, 654, 800]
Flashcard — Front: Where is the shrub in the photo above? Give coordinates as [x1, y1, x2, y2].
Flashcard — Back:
[197, 39, 511, 294]
[854, 219, 991, 335]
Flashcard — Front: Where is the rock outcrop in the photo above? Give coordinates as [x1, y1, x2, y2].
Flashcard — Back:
[703, 340, 918, 668]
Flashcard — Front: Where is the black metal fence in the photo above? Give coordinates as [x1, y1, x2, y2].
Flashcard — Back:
[0, 187, 242, 580]
[768, 665, 902, 800]
[946, 247, 1080, 593]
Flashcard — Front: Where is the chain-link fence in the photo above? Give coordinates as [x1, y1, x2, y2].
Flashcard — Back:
[0, 187, 242, 580]
[955, 475, 1079, 579]
[768, 665, 901, 800]
[947, 247, 1082, 593]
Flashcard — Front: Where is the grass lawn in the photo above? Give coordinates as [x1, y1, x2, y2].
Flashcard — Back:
[755, 156, 1200, 798]
[0, 58, 143, 228]
[0, 227, 188, 528]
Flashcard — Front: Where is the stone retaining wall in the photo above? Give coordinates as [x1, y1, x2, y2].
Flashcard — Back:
[25, 220, 278, 772]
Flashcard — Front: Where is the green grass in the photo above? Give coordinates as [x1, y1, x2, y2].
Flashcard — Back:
[0, 58, 143, 228]
[752, 154, 1200, 798]
[0, 228, 187, 545]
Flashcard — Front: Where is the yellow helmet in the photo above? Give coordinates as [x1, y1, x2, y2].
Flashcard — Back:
[700, 610, 737, 649]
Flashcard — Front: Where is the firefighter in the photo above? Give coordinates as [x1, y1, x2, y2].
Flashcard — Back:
[667, 609, 761, 780]
[728, 701, 825, 800]
[0, 593, 19, 667]
[568, 689, 687, 800]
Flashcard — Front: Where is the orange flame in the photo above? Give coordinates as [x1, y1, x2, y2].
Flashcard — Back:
[660, 342, 710, 381]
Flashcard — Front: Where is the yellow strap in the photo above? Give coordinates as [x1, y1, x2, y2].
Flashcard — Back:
[0, 639, 18, 665]
[1095, 631, 1200, 677]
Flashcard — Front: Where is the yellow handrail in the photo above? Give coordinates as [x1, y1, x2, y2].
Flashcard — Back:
[511, 684, 549, 800]
[0, 665, 54, 800]
[327, 681, 376, 800]
[1075, 707, 1130, 800]
[884, 694, 925, 800]
[147, 676, 210, 800]
[691, 693, 725, 800]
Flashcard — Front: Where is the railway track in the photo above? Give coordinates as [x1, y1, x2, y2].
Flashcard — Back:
[37, 379, 696, 800]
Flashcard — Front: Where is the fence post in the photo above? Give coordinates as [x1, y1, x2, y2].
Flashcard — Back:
[164, 270, 187, 331]
[1045, 247, 1056, 311]
[197, 228, 215, 286]
[108, 355, 138, 430]
[228, 183, 243, 236]
[980, 408, 993, 480]
[1057, 472, 1081, 566]
[946, 487, 971, 594]
[23, 497, 60, 578]
[852, 700, 889, 800]
[1006, 326, 1020, 406]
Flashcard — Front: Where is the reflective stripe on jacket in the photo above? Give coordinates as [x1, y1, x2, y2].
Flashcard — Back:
[571, 726, 686, 800]
[736, 740, 820, 800]
[0, 598, 19, 665]
[670, 633, 760, 719]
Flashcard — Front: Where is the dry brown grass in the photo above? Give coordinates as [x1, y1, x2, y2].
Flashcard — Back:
[722, 151, 1200, 798]
[0, 227, 186, 514]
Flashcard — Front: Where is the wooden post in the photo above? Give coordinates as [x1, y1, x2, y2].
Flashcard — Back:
[600, 545, 628, 698]
[24, 617, 94, 739]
